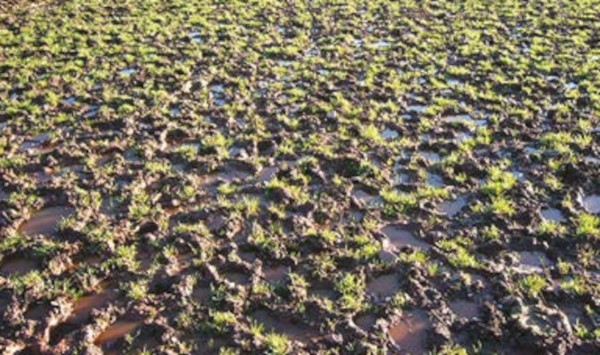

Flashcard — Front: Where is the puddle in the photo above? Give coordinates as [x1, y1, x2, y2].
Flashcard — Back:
[19, 206, 74, 236]
[514, 251, 551, 274]
[124, 148, 141, 162]
[406, 105, 426, 113]
[580, 194, 600, 214]
[207, 213, 226, 231]
[101, 197, 121, 216]
[438, 195, 467, 217]
[193, 285, 211, 304]
[19, 132, 51, 152]
[119, 68, 136, 76]
[0, 256, 39, 276]
[194, 336, 227, 355]
[393, 172, 413, 185]
[70, 284, 118, 323]
[251, 309, 318, 343]
[382, 224, 431, 250]
[449, 300, 480, 319]
[355, 313, 377, 331]
[228, 145, 248, 158]
[263, 265, 287, 283]
[31, 168, 54, 185]
[541, 208, 565, 222]
[442, 114, 473, 124]
[565, 82, 578, 90]
[223, 271, 251, 285]
[84, 104, 100, 118]
[62, 96, 77, 105]
[276, 60, 293, 67]
[217, 162, 253, 181]
[381, 128, 399, 140]
[95, 320, 141, 349]
[257, 166, 278, 183]
[345, 208, 365, 223]
[188, 31, 203, 44]
[210, 84, 226, 106]
[25, 302, 51, 321]
[419, 151, 440, 163]
[511, 169, 526, 182]
[366, 274, 399, 298]
[389, 310, 431, 354]
[170, 106, 181, 118]
[524, 146, 540, 155]
[50, 322, 80, 345]
[352, 188, 381, 205]
[238, 251, 257, 263]
[137, 248, 155, 271]
[426, 173, 444, 187]
[0, 290, 10, 314]
[309, 282, 337, 300]
[81, 254, 103, 266]
[374, 40, 390, 48]
[443, 115, 487, 127]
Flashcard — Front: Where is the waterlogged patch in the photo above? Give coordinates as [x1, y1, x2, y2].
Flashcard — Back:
[438, 195, 467, 217]
[367, 274, 399, 298]
[19, 206, 74, 237]
[581, 194, 600, 214]
[95, 319, 141, 350]
[388, 310, 431, 354]
[355, 313, 377, 331]
[0, 256, 39, 276]
[449, 300, 480, 320]
[541, 208, 565, 222]
[263, 265, 287, 283]
[514, 251, 552, 274]
[70, 284, 118, 323]
[251, 309, 319, 343]
[382, 224, 431, 251]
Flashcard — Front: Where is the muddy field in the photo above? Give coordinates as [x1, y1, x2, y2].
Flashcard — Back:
[0, 0, 599, 354]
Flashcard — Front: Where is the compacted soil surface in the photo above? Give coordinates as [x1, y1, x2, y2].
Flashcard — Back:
[0, 0, 599, 354]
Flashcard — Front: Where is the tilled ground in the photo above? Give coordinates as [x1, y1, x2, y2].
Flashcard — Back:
[0, 0, 599, 354]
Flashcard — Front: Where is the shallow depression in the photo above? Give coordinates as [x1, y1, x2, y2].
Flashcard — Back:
[367, 274, 399, 298]
[95, 320, 141, 349]
[389, 310, 431, 354]
[438, 195, 467, 217]
[541, 208, 565, 222]
[581, 194, 600, 214]
[19, 206, 74, 236]
[71, 284, 118, 323]
[382, 224, 431, 250]
[251, 309, 318, 343]
[0, 256, 39, 276]
[449, 300, 480, 319]
[514, 251, 551, 274]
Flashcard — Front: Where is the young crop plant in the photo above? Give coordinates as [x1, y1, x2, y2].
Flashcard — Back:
[481, 167, 517, 196]
[175, 144, 199, 162]
[208, 310, 237, 334]
[519, 274, 548, 298]
[335, 273, 366, 312]
[437, 238, 480, 269]
[258, 330, 291, 355]
[576, 213, 600, 238]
